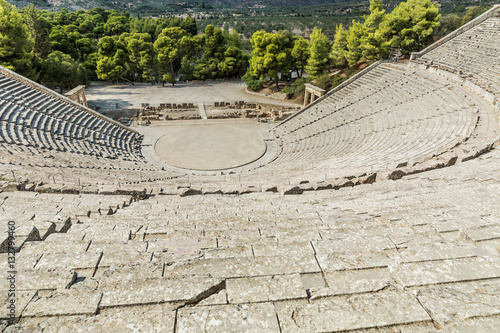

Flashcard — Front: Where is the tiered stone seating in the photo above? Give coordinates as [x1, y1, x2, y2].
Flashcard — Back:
[2, 147, 500, 331]
[417, 15, 500, 94]
[0, 192, 134, 253]
[0, 6, 500, 331]
[0, 70, 144, 165]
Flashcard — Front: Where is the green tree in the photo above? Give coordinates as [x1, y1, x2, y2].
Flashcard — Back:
[434, 13, 461, 37]
[291, 36, 309, 78]
[40, 51, 88, 93]
[384, 0, 441, 53]
[331, 24, 349, 69]
[0, 0, 35, 79]
[346, 21, 366, 67]
[248, 30, 294, 89]
[105, 14, 129, 36]
[305, 27, 331, 78]
[96, 36, 125, 82]
[154, 28, 186, 86]
[360, 0, 388, 62]
[96, 55, 123, 82]
[23, 4, 51, 59]
[461, 6, 488, 25]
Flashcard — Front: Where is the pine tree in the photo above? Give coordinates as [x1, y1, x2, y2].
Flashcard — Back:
[346, 21, 366, 67]
[384, 0, 441, 53]
[360, 0, 388, 62]
[331, 24, 349, 69]
[23, 4, 51, 59]
[0, 0, 35, 79]
[291, 36, 309, 78]
[305, 28, 331, 78]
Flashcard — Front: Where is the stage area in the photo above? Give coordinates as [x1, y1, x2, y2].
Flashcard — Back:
[153, 123, 270, 171]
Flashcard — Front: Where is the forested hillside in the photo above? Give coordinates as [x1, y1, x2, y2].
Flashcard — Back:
[0, 0, 492, 95]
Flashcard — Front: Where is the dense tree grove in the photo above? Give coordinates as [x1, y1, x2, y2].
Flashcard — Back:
[0, 0, 247, 91]
[0, 0, 490, 94]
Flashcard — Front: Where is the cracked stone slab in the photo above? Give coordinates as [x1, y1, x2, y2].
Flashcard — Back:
[22, 290, 102, 317]
[20, 240, 90, 256]
[275, 291, 431, 332]
[227, 274, 307, 303]
[203, 245, 253, 259]
[0, 268, 76, 291]
[310, 267, 392, 299]
[147, 237, 216, 252]
[315, 248, 394, 272]
[100, 277, 224, 308]
[313, 236, 395, 255]
[87, 240, 147, 253]
[164, 254, 321, 279]
[415, 280, 500, 329]
[0, 290, 37, 320]
[462, 224, 500, 242]
[98, 251, 152, 268]
[396, 257, 500, 287]
[398, 241, 477, 263]
[95, 262, 164, 282]
[0, 253, 42, 271]
[7, 306, 174, 333]
[176, 303, 281, 332]
[197, 289, 228, 306]
[35, 252, 102, 271]
[151, 248, 203, 263]
[251, 242, 314, 257]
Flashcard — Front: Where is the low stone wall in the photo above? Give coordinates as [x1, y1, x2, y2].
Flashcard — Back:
[245, 87, 287, 100]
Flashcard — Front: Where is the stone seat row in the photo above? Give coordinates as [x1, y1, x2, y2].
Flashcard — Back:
[0, 98, 143, 161]
[270, 64, 478, 172]
[2, 148, 500, 331]
[419, 16, 500, 93]
[0, 72, 146, 164]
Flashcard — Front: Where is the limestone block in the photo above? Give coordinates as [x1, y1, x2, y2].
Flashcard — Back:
[463, 224, 500, 242]
[176, 303, 281, 332]
[147, 236, 216, 253]
[20, 240, 90, 256]
[316, 248, 393, 272]
[87, 304, 177, 332]
[87, 240, 147, 253]
[22, 290, 101, 317]
[396, 257, 500, 287]
[95, 262, 164, 282]
[100, 277, 224, 308]
[203, 245, 253, 259]
[398, 241, 477, 263]
[98, 250, 152, 268]
[310, 267, 392, 299]
[275, 292, 431, 332]
[0, 290, 37, 320]
[7, 268, 76, 291]
[226, 274, 307, 303]
[35, 252, 102, 271]
[416, 280, 500, 329]
[164, 254, 321, 279]
[197, 289, 228, 306]
[252, 242, 314, 257]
